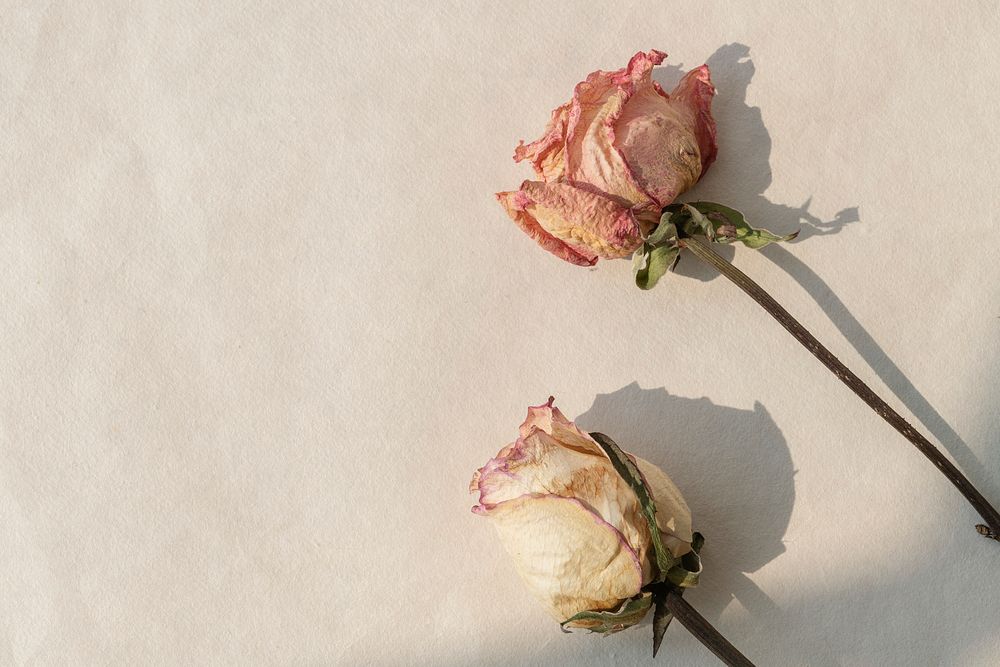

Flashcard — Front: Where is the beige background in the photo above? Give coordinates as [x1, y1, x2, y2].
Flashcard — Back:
[3, 1, 1000, 665]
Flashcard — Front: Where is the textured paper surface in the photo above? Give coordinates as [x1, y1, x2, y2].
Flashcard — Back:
[3, 2, 1000, 665]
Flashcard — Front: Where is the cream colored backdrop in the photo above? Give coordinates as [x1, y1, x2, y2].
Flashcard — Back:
[2, 2, 999, 665]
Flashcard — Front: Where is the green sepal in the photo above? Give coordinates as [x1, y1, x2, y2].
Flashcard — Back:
[634, 243, 679, 290]
[560, 593, 653, 634]
[682, 204, 717, 241]
[646, 211, 679, 246]
[588, 432, 677, 580]
[665, 551, 702, 588]
[634, 212, 682, 290]
[663, 532, 704, 588]
[664, 201, 798, 249]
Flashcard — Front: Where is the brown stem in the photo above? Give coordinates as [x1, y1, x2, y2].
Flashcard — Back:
[663, 589, 756, 666]
[679, 235, 1000, 541]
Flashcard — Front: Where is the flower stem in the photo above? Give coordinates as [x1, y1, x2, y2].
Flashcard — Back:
[663, 588, 755, 666]
[678, 235, 1000, 541]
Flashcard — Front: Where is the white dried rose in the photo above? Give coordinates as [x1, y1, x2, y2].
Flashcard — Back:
[469, 398, 692, 630]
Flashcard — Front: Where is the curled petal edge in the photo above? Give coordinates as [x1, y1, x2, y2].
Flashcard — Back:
[496, 190, 598, 266]
[669, 64, 718, 176]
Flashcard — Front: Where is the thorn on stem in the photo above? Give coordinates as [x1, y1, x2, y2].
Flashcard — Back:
[975, 524, 999, 540]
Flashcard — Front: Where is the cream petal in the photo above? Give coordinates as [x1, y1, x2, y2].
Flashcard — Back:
[470, 399, 692, 595]
[519, 397, 603, 456]
[472, 429, 654, 585]
[474, 430, 606, 508]
[488, 494, 642, 622]
[634, 455, 693, 556]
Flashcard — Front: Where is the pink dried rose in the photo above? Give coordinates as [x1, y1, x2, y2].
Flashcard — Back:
[497, 49, 717, 266]
[469, 398, 693, 631]
[493, 52, 1000, 548]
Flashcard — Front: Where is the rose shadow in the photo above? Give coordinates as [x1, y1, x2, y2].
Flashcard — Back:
[573, 383, 839, 666]
[653, 42, 993, 501]
[653, 43, 862, 251]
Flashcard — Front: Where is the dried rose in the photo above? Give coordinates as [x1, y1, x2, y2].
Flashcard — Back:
[469, 398, 693, 630]
[497, 50, 717, 265]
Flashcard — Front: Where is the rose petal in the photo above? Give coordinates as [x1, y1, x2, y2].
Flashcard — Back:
[669, 65, 718, 176]
[613, 59, 718, 207]
[513, 101, 571, 182]
[518, 180, 643, 259]
[508, 50, 716, 217]
[487, 493, 643, 622]
[519, 397, 603, 456]
[563, 51, 666, 207]
[472, 403, 655, 585]
[614, 81, 703, 207]
[634, 456, 693, 556]
[496, 189, 597, 266]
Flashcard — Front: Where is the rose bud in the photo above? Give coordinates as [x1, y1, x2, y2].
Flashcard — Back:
[469, 398, 693, 631]
[497, 50, 717, 264]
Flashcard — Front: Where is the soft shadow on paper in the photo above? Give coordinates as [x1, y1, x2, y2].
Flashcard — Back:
[574, 383, 838, 666]
[655, 43, 991, 497]
[575, 383, 793, 576]
[653, 42, 860, 282]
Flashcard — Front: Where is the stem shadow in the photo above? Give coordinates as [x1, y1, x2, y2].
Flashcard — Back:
[573, 383, 840, 666]
[656, 42, 990, 499]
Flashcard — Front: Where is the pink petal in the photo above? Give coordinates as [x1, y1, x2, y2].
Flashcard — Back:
[562, 52, 666, 207]
[496, 190, 597, 266]
[670, 64, 718, 176]
[513, 101, 571, 182]
[612, 58, 718, 206]
[518, 180, 643, 258]
[497, 179, 644, 264]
